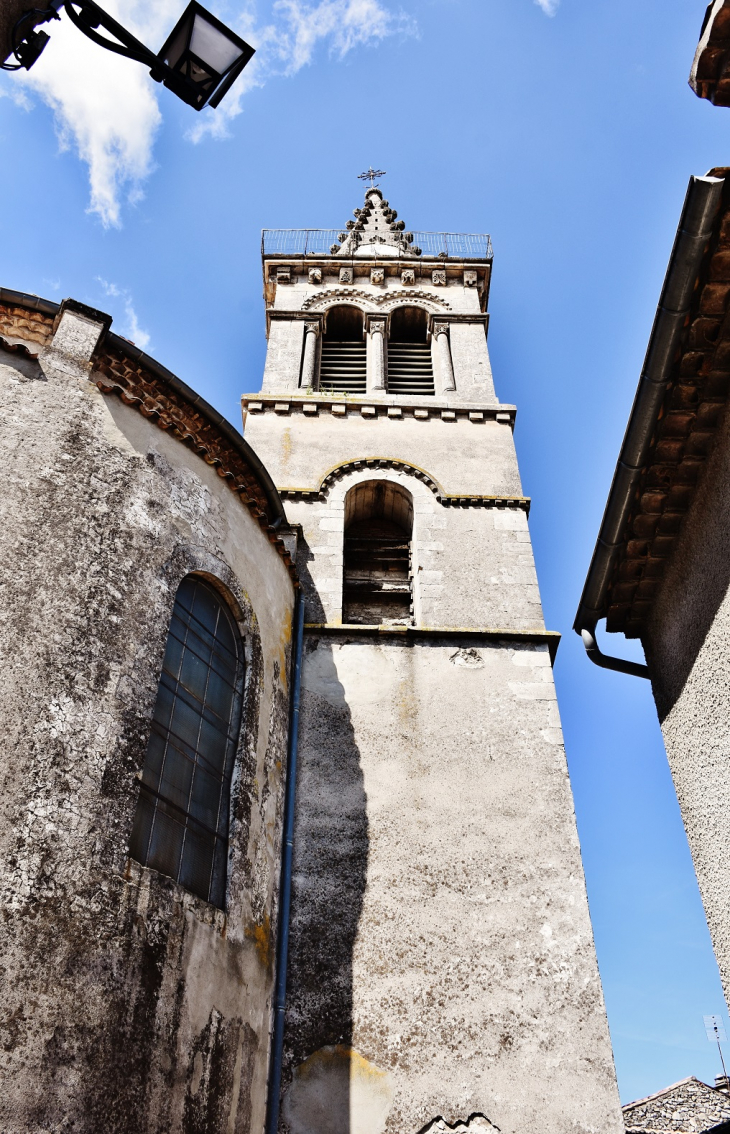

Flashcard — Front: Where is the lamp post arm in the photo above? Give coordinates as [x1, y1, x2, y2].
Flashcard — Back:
[62, 0, 160, 70]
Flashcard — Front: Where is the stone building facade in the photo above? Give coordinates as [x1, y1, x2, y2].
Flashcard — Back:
[244, 188, 624, 1134]
[0, 292, 297, 1133]
[623, 1077, 730, 1134]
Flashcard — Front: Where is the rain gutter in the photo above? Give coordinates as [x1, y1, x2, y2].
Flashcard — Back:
[573, 174, 726, 678]
[265, 594, 305, 1134]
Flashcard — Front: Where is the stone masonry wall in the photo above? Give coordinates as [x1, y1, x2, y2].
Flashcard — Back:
[623, 1077, 730, 1133]
[259, 267, 495, 403]
[248, 221, 623, 1134]
[281, 466, 542, 630]
[0, 312, 295, 1134]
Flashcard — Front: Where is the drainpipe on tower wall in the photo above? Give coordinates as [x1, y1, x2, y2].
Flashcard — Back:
[265, 594, 305, 1134]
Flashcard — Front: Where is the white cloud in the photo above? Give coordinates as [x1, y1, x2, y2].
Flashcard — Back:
[2, 1, 409, 224]
[534, 0, 559, 14]
[96, 278, 151, 350]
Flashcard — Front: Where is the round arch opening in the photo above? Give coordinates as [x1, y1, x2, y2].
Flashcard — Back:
[343, 480, 413, 625]
[324, 305, 365, 342]
[389, 305, 429, 344]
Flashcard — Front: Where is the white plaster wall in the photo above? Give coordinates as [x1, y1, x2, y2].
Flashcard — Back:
[644, 401, 730, 1012]
[244, 409, 522, 498]
[283, 636, 624, 1134]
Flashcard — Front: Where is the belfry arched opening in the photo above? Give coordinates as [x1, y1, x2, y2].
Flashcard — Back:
[320, 304, 366, 393]
[342, 480, 413, 624]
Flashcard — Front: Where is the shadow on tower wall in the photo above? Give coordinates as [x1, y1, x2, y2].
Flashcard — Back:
[279, 635, 369, 1134]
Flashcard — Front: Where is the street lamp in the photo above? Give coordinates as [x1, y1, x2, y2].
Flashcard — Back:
[1, 0, 255, 111]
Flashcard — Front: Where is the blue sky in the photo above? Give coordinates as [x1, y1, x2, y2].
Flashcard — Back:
[2, 0, 728, 1105]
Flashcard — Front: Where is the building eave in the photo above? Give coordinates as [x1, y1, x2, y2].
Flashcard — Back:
[575, 171, 730, 641]
[690, 0, 730, 106]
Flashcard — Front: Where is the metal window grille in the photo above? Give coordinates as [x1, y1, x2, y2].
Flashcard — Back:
[128, 575, 244, 908]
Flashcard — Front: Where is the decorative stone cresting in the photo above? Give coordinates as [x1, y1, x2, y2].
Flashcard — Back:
[278, 456, 530, 513]
[301, 287, 451, 313]
[94, 345, 297, 579]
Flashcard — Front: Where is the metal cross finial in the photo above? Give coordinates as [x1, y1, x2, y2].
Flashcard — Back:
[358, 167, 386, 189]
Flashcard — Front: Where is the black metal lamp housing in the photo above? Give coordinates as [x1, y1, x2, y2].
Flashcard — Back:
[157, 2, 255, 110]
[2, 0, 254, 112]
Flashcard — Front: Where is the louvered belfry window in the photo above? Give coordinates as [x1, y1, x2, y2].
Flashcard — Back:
[387, 306, 435, 395]
[319, 304, 367, 393]
[129, 575, 244, 909]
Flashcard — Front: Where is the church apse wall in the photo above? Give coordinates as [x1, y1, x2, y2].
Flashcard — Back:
[0, 294, 297, 1134]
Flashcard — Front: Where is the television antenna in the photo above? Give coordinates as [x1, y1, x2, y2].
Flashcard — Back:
[704, 1015, 729, 1084]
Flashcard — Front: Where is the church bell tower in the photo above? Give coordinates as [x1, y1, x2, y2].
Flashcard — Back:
[243, 182, 624, 1134]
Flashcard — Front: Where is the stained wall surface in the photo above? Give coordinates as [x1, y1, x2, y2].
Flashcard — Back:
[0, 304, 295, 1134]
[281, 633, 623, 1134]
[643, 398, 730, 1010]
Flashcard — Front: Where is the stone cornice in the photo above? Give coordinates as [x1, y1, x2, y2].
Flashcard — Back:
[243, 393, 514, 427]
[274, 455, 530, 513]
[304, 624, 560, 663]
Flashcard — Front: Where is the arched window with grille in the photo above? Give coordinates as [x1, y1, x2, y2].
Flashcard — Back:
[128, 575, 245, 909]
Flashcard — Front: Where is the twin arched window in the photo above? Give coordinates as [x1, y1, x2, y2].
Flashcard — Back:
[129, 575, 244, 909]
[318, 304, 434, 395]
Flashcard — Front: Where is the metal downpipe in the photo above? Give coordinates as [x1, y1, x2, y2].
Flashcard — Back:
[580, 625, 650, 680]
[265, 594, 305, 1134]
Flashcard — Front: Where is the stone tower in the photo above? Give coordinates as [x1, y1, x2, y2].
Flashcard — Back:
[244, 186, 624, 1134]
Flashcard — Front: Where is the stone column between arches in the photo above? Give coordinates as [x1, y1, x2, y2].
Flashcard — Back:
[300, 320, 320, 390]
[366, 315, 387, 393]
[433, 320, 456, 394]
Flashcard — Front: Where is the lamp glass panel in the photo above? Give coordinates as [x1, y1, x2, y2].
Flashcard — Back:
[190, 13, 242, 73]
[161, 17, 192, 70]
